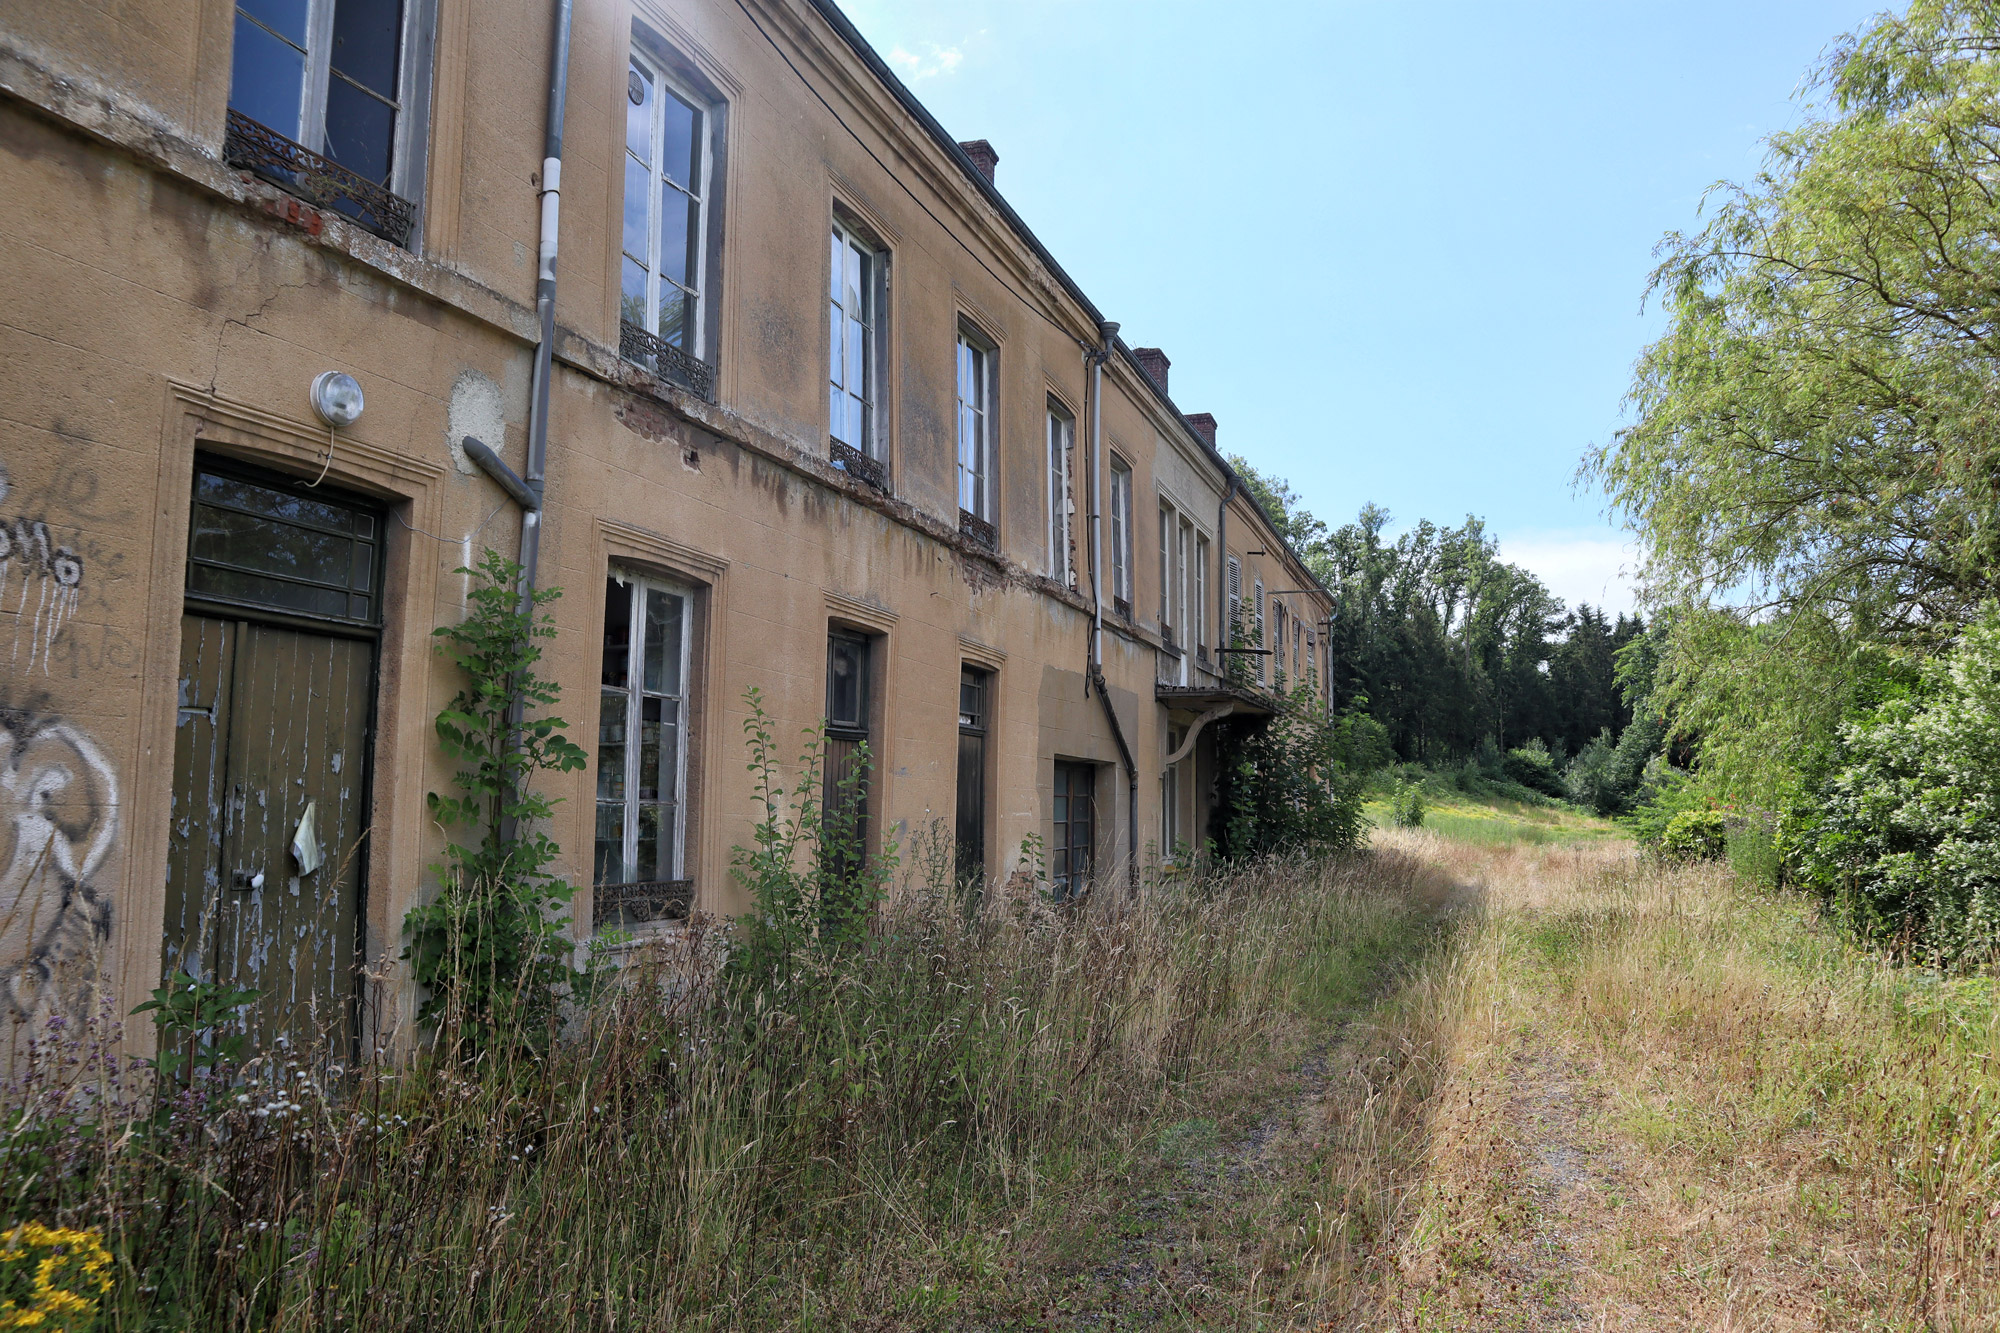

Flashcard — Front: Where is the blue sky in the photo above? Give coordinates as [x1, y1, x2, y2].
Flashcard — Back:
[839, 0, 1889, 616]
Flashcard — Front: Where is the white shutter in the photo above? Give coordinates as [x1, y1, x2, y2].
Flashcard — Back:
[1226, 556, 1242, 639]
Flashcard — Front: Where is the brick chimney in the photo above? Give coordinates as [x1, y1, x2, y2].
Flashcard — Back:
[958, 139, 999, 183]
[1185, 412, 1217, 448]
[1132, 347, 1170, 395]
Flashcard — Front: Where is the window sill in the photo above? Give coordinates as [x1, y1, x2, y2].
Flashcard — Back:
[958, 508, 997, 551]
[223, 110, 416, 248]
[591, 878, 694, 932]
[831, 439, 889, 492]
[620, 322, 716, 402]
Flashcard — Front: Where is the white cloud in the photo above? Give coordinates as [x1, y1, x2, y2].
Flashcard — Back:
[886, 43, 964, 79]
[1497, 530, 1641, 619]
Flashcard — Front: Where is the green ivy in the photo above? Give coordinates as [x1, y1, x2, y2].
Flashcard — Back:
[402, 551, 588, 1042]
[1211, 683, 1372, 861]
[728, 686, 899, 989]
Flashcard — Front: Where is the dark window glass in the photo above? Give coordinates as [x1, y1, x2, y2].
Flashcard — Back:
[241, 0, 309, 45]
[330, 0, 403, 96]
[827, 633, 869, 733]
[324, 77, 396, 183]
[187, 469, 379, 623]
[229, 12, 306, 139]
[959, 667, 986, 730]
[660, 92, 698, 190]
[601, 579, 632, 688]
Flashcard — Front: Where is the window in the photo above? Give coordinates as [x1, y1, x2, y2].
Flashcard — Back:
[622, 48, 712, 375]
[1226, 555, 1242, 643]
[956, 666, 991, 889]
[1194, 534, 1210, 662]
[1162, 726, 1184, 858]
[829, 220, 884, 463]
[825, 630, 875, 869]
[1274, 602, 1288, 680]
[1047, 404, 1076, 585]
[1254, 577, 1266, 681]
[1158, 505, 1173, 643]
[956, 328, 995, 525]
[597, 574, 695, 928]
[1053, 760, 1096, 902]
[1109, 456, 1132, 615]
[226, 0, 430, 244]
[1177, 517, 1193, 652]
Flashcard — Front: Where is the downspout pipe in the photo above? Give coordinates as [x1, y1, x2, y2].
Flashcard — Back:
[516, 0, 575, 613]
[1216, 473, 1237, 659]
[1089, 320, 1116, 671]
[1083, 320, 1138, 888]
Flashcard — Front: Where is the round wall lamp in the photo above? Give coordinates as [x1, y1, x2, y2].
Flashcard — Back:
[309, 371, 365, 428]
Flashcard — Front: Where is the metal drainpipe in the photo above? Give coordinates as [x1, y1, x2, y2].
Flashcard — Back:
[1083, 321, 1138, 887]
[516, 0, 575, 617]
[1089, 321, 1115, 670]
[1216, 472, 1237, 663]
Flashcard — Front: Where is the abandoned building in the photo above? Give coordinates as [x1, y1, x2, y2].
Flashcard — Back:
[0, 0, 1332, 1055]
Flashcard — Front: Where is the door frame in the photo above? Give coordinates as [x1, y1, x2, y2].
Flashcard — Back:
[141, 382, 447, 1057]
[172, 454, 388, 1054]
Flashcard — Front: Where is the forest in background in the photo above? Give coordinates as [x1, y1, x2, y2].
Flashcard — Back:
[1265, 0, 2000, 966]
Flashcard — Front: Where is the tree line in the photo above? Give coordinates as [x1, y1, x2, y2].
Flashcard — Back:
[1230, 464, 1647, 777]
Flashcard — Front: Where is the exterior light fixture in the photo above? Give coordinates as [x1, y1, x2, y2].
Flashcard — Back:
[309, 371, 365, 427]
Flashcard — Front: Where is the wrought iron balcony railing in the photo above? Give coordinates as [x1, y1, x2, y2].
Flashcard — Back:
[958, 508, 997, 552]
[620, 321, 716, 401]
[830, 440, 888, 491]
[223, 110, 416, 247]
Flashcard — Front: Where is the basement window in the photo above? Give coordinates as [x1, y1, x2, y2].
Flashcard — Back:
[225, 0, 433, 246]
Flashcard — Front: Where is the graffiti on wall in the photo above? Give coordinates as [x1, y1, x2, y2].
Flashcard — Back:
[0, 466, 87, 677]
[0, 698, 116, 1026]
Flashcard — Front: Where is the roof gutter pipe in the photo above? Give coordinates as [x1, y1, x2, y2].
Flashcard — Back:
[515, 0, 574, 615]
[1083, 320, 1138, 889]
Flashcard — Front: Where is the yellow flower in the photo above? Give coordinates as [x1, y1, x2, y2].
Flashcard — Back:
[0, 1224, 110, 1331]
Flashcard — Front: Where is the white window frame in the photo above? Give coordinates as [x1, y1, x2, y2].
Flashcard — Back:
[1047, 403, 1076, 584]
[1109, 456, 1133, 608]
[1162, 729, 1183, 858]
[1254, 576, 1266, 681]
[956, 327, 996, 520]
[622, 46, 714, 355]
[1226, 554, 1242, 642]
[1194, 533, 1210, 661]
[829, 218, 885, 459]
[1158, 504, 1174, 640]
[228, 0, 435, 208]
[597, 571, 695, 913]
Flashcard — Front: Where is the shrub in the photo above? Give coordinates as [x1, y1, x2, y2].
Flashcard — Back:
[1389, 779, 1427, 828]
[1660, 809, 1727, 862]
[1502, 741, 1566, 797]
[1564, 729, 1626, 815]
[1213, 686, 1369, 860]
[1786, 606, 2000, 964]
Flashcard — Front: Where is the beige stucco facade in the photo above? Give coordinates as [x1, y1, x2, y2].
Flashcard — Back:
[0, 0, 1330, 1055]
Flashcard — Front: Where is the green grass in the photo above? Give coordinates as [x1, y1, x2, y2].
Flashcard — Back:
[1364, 789, 1621, 848]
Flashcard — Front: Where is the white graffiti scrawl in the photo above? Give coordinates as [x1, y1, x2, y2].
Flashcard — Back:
[0, 464, 86, 676]
[0, 699, 116, 1026]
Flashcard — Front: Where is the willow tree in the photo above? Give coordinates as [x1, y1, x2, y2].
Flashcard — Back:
[1591, 0, 2000, 799]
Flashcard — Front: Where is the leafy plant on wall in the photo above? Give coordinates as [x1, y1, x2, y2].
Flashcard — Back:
[403, 551, 588, 1042]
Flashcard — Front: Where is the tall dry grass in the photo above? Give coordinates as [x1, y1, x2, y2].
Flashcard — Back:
[1368, 827, 2000, 1330]
[0, 848, 1438, 1331]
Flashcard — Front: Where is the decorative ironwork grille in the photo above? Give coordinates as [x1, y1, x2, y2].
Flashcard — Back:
[223, 110, 416, 247]
[830, 440, 888, 491]
[620, 321, 716, 401]
[958, 508, 997, 552]
[593, 878, 695, 929]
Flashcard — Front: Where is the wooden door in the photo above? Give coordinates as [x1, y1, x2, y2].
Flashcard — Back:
[164, 463, 380, 1056]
